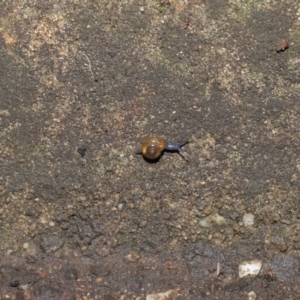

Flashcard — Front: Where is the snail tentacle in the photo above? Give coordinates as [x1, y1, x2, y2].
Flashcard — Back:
[165, 141, 188, 152]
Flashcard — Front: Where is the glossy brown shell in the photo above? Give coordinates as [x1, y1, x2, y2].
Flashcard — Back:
[141, 137, 166, 159]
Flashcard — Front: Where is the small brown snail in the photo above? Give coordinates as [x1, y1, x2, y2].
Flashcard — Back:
[136, 136, 188, 160]
[276, 41, 289, 53]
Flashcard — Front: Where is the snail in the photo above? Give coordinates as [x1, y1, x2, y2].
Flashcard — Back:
[136, 136, 188, 160]
[276, 41, 289, 53]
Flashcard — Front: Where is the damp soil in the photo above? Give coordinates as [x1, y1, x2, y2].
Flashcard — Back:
[1, 0, 300, 299]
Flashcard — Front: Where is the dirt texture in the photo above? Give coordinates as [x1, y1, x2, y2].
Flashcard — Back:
[1, 0, 300, 299]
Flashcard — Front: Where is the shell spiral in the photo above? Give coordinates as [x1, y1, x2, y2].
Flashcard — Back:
[141, 137, 166, 159]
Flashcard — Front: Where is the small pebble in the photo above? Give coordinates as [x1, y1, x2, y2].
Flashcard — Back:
[271, 236, 287, 252]
[147, 289, 178, 300]
[239, 260, 262, 278]
[10, 280, 20, 287]
[248, 291, 257, 300]
[77, 147, 86, 157]
[243, 213, 254, 226]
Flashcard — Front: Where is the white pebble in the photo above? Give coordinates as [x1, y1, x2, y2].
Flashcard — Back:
[248, 291, 257, 300]
[146, 289, 178, 300]
[243, 213, 254, 226]
[239, 260, 262, 278]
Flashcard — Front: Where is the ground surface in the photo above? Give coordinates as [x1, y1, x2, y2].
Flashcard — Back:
[1, 0, 300, 299]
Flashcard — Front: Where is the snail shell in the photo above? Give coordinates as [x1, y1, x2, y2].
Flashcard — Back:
[141, 137, 166, 160]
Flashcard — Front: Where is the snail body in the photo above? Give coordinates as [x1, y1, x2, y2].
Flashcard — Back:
[136, 136, 188, 160]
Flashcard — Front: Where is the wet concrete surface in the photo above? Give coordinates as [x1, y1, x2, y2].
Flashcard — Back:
[1, 0, 300, 299]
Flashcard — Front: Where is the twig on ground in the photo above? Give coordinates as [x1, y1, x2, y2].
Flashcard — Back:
[82, 53, 94, 81]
